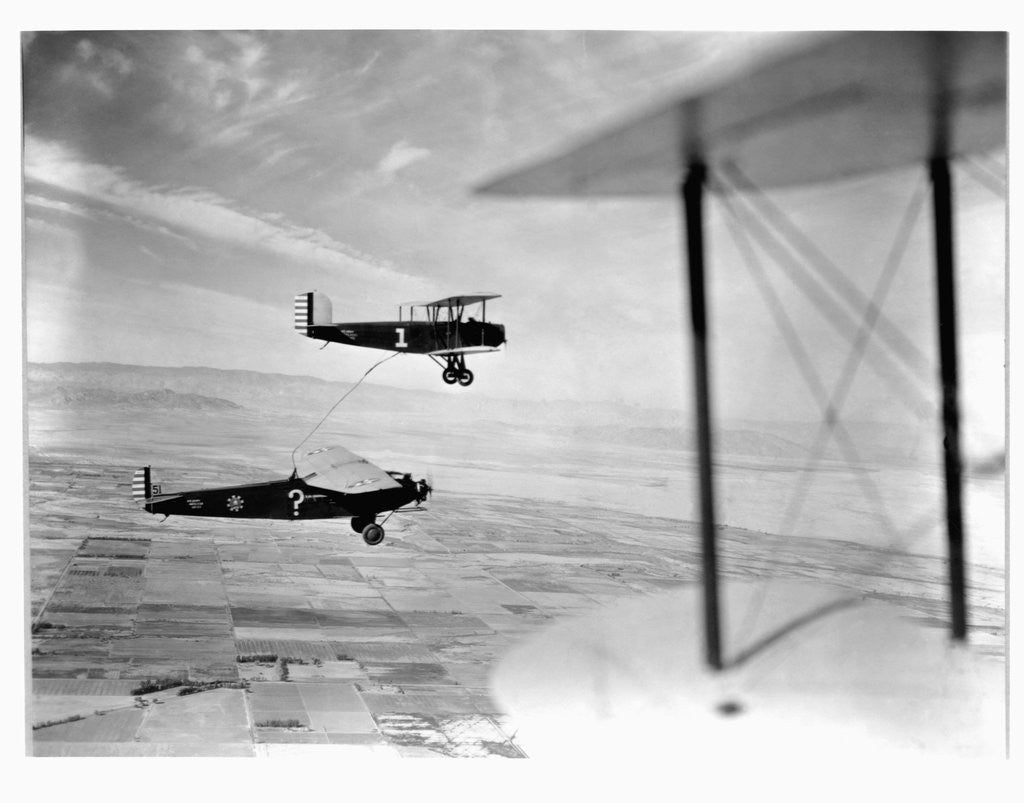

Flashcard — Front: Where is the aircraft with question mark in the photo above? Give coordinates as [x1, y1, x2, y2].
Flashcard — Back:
[132, 445, 431, 545]
[294, 291, 506, 387]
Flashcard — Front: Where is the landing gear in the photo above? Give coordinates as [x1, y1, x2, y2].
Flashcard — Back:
[352, 516, 385, 545]
[440, 354, 473, 387]
[361, 522, 385, 546]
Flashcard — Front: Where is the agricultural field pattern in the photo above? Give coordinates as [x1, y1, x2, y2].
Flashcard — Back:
[26, 363, 1005, 757]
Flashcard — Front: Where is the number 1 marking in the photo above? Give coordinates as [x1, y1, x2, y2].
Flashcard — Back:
[395, 327, 408, 348]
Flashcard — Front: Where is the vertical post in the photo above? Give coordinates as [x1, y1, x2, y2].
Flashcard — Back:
[929, 156, 968, 640]
[682, 162, 723, 670]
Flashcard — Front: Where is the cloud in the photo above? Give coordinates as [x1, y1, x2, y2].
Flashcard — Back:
[260, 143, 305, 169]
[75, 39, 96, 60]
[24, 216, 72, 238]
[24, 191, 197, 248]
[146, 33, 361, 154]
[377, 141, 431, 174]
[24, 135, 425, 287]
[57, 36, 134, 99]
[356, 50, 380, 75]
[169, 33, 311, 144]
[181, 34, 267, 103]
[24, 193, 89, 217]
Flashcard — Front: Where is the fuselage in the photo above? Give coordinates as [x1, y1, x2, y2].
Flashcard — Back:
[145, 474, 423, 520]
[307, 320, 506, 353]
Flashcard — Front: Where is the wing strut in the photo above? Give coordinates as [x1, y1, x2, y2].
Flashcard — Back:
[682, 162, 724, 670]
[930, 154, 968, 640]
[929, 36, 968, 641]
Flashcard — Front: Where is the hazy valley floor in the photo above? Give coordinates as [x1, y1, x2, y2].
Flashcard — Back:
[26, 391, 1005, 757]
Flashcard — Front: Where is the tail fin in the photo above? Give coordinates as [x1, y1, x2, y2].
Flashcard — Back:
[294, 291, 333, 336]
[132, 466, 151, 505]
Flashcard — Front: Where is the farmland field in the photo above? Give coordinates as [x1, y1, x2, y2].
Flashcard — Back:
[26, 366, 1005, 756]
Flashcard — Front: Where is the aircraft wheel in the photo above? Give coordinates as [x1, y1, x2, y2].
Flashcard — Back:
[361, 523, 385, 546]
[457, 369, 474, 387]
[351, 516, 371, 533]
[442, 368, 459, 385]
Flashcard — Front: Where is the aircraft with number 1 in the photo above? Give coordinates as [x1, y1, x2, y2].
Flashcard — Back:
[133, 445, 431, 546]
[294, 291, 506, 387]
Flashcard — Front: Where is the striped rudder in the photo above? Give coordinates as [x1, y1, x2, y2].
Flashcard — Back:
[294, 291, 333, 336]
[132, 467, 151, 502]
[294, 292, 312, 332]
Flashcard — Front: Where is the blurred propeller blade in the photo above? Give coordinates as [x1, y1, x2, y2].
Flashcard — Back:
[416, 475, 433, 503]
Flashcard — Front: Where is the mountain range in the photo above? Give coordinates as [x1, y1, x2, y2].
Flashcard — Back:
[25, 361, 951, 466]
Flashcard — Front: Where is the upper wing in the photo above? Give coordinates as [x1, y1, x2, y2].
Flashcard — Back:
[476, 32, 1005, 194]
[402, 294, 501, 309]
[296, 446, 402, 495]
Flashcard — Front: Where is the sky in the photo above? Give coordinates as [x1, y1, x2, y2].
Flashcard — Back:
[21, 29, 1006, 446]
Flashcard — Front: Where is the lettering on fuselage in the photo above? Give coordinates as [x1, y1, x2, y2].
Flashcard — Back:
[395, 327, 408, 348]
[187, 498, 203, 510]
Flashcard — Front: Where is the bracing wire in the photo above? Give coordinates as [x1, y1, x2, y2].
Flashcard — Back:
[714, 167, 934, 416]
[290, 352, 403, 472]
[719, 161, 932, 380]
[721, 198, 892, 649]
[961, 155, 1007, 198]
[777, 179, 928, 546]
[719, 172, 931, 656]
[720, 195, 902, 544]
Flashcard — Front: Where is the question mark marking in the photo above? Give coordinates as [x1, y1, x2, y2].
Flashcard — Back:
[288, 488, 305, 517]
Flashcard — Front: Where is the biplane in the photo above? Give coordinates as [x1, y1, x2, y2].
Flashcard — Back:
[132, 445, 430, 546]
[294, 291, 506, 386]
[478, 31, 1007, 755]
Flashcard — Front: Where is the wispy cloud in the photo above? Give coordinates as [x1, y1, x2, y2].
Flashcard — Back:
[57, 36, 134, 99]
[356, 50, 380, 75]
[25, 191, 198, 248]
[181, 33, 267, 107]
[262, 145, 304, 168]
[377, 140, 431, 174]
[24, 135, 423, 285]
[168, 33, 313, 147]
[25, 193, 89, 217]
[25, 216, 72, 238]
[139, 245, 161, 263]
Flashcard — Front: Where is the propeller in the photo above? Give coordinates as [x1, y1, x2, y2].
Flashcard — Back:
[416, 474, 433, 504]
